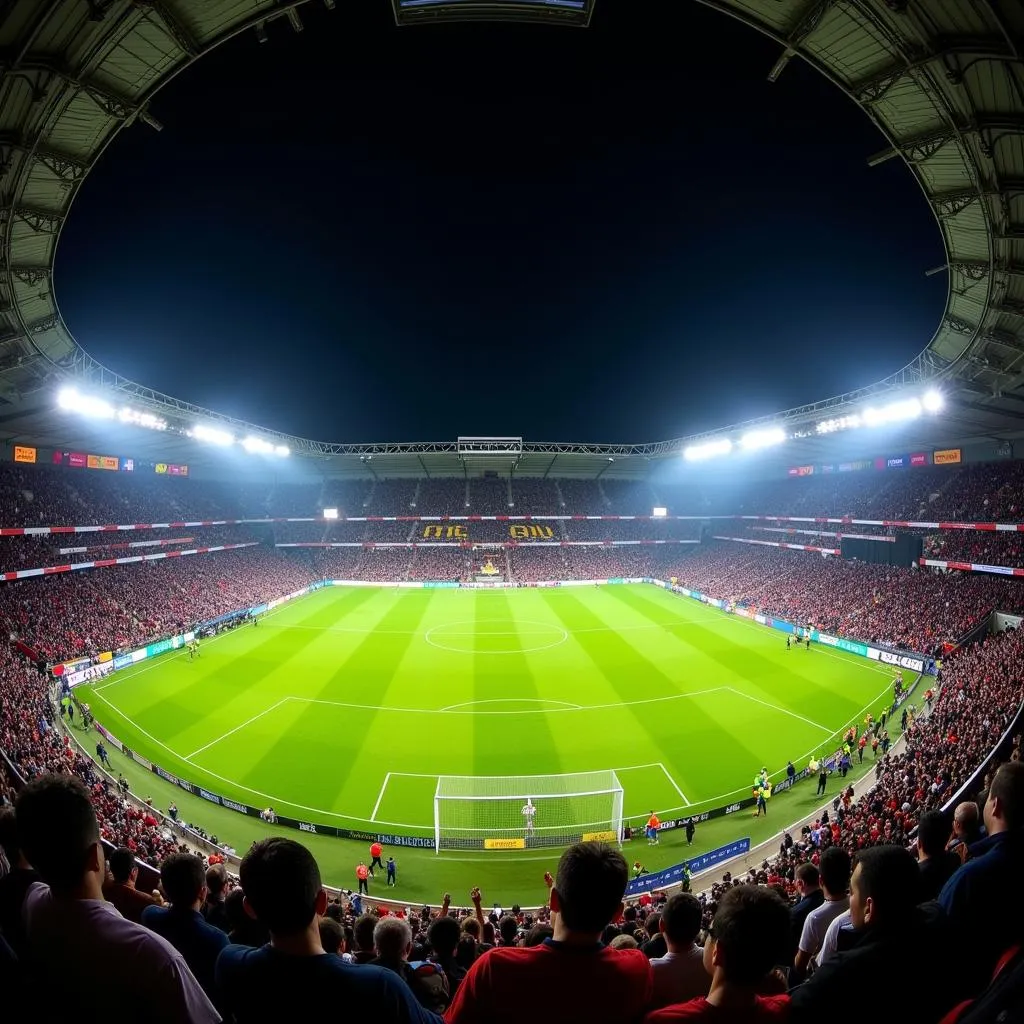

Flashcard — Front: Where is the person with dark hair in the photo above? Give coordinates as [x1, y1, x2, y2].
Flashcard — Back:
[203, 862, 231, 934]
[319, 916, 345, 956]
[352, 912, 379, 964]
[916, 809, 960, 900]
[428, 914, 467, 995]
[103, 845, 163, 924]
[215, 837, 441, 1022]
[645, 886, 790, 1022]
[497, 914, 519, 947]
[641, 910, 667, 959]
[790, 846, 950, 1020]
[373, 916, 450, 1014]
[224, 887, 269, 948]
[940, 761, 1024, 994]
[788, 863, 823, 962]
[649, 892, 709, 1010]
[0, 805, 38, 959]
[142, 852, 230, 1006]
[16, 774, 219, 1024]
[792, 846, 850, 981]
[444, 842, 651, 1023]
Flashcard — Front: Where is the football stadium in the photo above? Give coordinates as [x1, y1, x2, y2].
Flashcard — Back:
[1, 1, 1024, 1021]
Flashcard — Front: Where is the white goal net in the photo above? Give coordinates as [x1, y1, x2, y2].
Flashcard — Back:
[433, 770, 624, 852]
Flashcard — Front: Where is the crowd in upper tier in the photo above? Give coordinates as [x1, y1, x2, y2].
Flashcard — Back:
[3, 456, 1024, 527]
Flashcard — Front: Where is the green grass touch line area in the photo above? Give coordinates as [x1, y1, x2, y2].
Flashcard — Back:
[77, 584, 907, 904]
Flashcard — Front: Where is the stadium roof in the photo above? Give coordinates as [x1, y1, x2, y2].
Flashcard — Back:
[0, 0, 1022, 479]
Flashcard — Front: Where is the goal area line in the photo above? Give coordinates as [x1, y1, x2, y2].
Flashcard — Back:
[369, 761, 690, 825]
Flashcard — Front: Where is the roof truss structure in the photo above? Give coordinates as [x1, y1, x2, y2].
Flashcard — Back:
[0, 0, 1020, 477]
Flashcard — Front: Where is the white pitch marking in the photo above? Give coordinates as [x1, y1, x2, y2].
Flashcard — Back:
[658, 762, 691, 806]
[370, 772, 392, 822]
[438, 698, 583, 712]
[724, 686, 834, 734]
[183, 698, 292, 761]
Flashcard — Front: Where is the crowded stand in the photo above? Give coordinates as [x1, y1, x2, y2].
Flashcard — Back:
[469, 475, 511, 513]
[1, 459, 1024, 1020]
[677, 543, 1024, 653]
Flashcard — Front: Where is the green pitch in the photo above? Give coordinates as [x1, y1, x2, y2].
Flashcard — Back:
[79, 584, 897, 904]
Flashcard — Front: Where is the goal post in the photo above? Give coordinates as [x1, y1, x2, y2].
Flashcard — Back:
[433, 770, 624, 852]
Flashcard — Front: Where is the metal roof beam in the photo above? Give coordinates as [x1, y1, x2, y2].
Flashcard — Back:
[766, 0, 837, 82]
[9, 206, 63, 233]
[134, 0, 200, 57]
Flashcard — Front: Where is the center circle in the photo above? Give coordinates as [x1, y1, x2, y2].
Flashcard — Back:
[423, 618, 568, 655]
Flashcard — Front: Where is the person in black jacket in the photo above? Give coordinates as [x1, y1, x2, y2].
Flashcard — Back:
[789, 846, 955, 1022]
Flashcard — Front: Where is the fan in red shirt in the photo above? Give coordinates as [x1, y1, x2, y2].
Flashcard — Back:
[645, 886, 791, 1023]
[444, 842, 651, 1024]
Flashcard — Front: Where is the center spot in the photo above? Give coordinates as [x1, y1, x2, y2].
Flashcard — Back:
[423, 618, 569, 655]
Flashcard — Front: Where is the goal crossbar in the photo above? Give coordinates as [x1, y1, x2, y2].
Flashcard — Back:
[433, 770, 624, 852]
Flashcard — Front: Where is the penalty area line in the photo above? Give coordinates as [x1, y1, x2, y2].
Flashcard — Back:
[658, 762, 691, 806]
[183, 698, 292, 762]
[724, 687, 833, 735]
[370, 772, 392, 822]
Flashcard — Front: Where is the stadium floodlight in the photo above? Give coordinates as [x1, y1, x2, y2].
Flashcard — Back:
[652, 507, 668, 518]
[684, 438, 732, 461]
[192, 424, 235, 446]
[274, 445, 290, 457]
[57, 387, 115, 419]
[863, 397, 922, 427]
[118, 407, 167, 431]
[323, 508, 339, 520]
[922, 389, 944, 413]
[739, 426, 786, 451]
[243, 436, 275, 454]
[816, 414, 861, 434]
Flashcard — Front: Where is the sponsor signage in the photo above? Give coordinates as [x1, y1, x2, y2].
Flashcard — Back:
[885, 454, 909, 469]
[868, 647, 925, 673]
[910, 452, 928, 466]
[68, 452, 87, 468]
[13, 445, 36, 464]
[624, 838, 751, 896]
[156, 463, 189, 476]
[934, 448, 962, 465]
[787, 466, 814, 477]
[484, 838, 526, 851]
[87, 454, 120, 471]
[582, 830, 618, 843]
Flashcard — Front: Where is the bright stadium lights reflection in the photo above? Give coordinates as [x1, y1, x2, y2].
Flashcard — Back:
[863, 397, 922, 427]
[816, 414, 861, 434]
[684, 438, 732, 461]
[57, 388, 115, 419]
[191, 424, 235, 447]
[274, 445, 290, 457]
[243, 436, 275, 454]
[922, 389, 944, 413]
[739, 426, 786, 451]
[118, 407, 167, 431]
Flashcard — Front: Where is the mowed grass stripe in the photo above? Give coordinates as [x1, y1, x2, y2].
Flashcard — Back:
[232, 590, 436, 818]
[541, 591, 763, 807]
[610, 585, 882, 733]
[118, 587, 382, 752]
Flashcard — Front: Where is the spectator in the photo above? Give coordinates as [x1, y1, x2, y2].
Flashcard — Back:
[318, 916, 345, 956]
[352, 912, 378, 964]
[947, 799, 984, 862]
[939, 761, 1024, 995]
[916, 809, 960, 900]
[444, 842, 651, 1023]
[373, 915, 450, 1014]
[16, 774, 219, 1023]
[103, 845, 164, 924]
[641, 910, 667, 959]
[223, 887, 269, 948]
[215, 837, 441, 1023]
[0, 805, 38, 959]
[645, 886, 790, 1022]
[787, 863, 823, 962]
[790, 846, 950, 1021]
[202, 862, 231, 933]
[792, 847, 850, 981]
[428, 915, 467, 995]
[648, 892, 709, 1010]
[142, 852, 230, 1007]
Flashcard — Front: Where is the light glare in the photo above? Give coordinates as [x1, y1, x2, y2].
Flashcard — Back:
[684, 438, 732, 462]
[740, 427, 786, 450]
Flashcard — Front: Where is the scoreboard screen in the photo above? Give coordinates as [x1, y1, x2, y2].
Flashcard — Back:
[393, 0, 594, 26]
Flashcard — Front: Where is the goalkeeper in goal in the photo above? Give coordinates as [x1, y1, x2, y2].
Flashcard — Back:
[521, 798, 536, 836]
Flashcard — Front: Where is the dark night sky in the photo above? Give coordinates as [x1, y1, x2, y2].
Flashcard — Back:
[54, 0, 946, 444]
